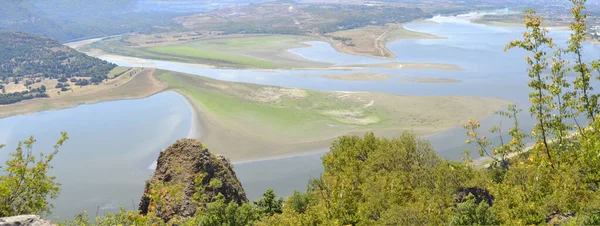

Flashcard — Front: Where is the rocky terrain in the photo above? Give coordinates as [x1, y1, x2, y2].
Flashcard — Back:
[0, 215, 54, 226]
[138, 139, 247, 223]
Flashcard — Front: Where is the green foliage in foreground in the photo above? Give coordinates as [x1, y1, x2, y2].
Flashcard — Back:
[0, 133, 68, 217]
[57, 130, 600, 225]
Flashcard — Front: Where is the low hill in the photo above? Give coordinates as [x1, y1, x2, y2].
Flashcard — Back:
[0, 31, 116, 81]
[0, 0, 183, 43]
[0, 32, 118, 105]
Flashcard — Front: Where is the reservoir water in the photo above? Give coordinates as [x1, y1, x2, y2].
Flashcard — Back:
[0, 92, 193, 219]
[2, 12, 600, 218]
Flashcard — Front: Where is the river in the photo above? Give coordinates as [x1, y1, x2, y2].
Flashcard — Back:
[1, 11, 600, 219]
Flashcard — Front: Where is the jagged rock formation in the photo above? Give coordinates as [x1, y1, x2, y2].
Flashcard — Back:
[138, 139, 247, 223]
[0, 215, 54, 226]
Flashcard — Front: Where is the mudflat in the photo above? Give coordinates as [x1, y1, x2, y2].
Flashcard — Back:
[155, 70, 511, 161]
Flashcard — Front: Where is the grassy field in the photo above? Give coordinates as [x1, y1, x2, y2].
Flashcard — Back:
[155, 70, 510, 148]
[154, 70, 510, 160]
[92, 35, 329, 69]
[471, 13, 571, 28]
[384, 25, 442, 41]
[328, 24, 443, 58]
[107, 66, 132, 79]
[471, 15, 525, 27]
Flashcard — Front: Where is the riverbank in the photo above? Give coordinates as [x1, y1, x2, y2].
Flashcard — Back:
[85, 35, 331, 69]
[0, 68, 166, 120]
[0, 67, 507, 162]
[78, 31, 459, 70]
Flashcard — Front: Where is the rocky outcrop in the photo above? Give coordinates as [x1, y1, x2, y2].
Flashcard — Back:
[546, 211, 576, 225]
[138, 139, 247, 223]
[0, 215, 54, 226]
[453, 187, 494, 206]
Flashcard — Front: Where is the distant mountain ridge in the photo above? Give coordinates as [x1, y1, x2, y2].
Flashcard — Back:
[0, 0, 183, 43]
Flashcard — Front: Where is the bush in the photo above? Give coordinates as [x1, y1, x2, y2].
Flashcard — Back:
[0, 133, 68, 217]
[449, 194, 499, 225]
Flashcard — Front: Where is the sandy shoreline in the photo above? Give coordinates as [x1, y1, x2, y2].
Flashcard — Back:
[184, 96, 203, 140]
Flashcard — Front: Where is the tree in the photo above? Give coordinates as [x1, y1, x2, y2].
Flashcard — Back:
[254, 189, 283, 217]
[505, 9, 554, 164]
[463, 104, 526, 169]
[261, 132, 473, 225]
[449, 194, 499, 225]
[286, 190, 314, 214]
[0, 132, 68, 217]
[188, 193, 257, 226]
[569, 0, 598, 121]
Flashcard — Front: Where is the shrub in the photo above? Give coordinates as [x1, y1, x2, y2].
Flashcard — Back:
[0, 133, 68, 217]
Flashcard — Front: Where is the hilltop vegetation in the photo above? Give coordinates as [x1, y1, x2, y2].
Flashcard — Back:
[0, 32, 116, 80]
[0, 31, 119, 104]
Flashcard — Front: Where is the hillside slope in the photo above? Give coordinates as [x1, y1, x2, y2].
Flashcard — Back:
[0, 32, 116, 81]
[0, 1, 182, 42]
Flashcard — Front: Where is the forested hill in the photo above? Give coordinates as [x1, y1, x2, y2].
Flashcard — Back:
[0, 0, 184, 43]
[0, 32, 116, 81]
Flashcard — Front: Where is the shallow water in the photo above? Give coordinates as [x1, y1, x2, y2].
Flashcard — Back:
[0, 92, 193, 219]
[3, 11, 600, 219]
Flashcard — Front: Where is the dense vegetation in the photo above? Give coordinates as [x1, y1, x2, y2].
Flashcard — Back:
[304, 5, 430, 34]
[0, 0, 184, 43]
[0, 32, 116, 80]
[0, 87, 49, 105]
[3, 0, 600, 225]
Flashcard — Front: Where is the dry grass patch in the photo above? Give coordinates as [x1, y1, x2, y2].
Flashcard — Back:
[328, 24, 443, 58]
[0, 68, 166, 119]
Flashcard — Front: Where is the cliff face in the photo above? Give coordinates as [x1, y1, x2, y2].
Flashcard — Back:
[138, 139, 247, 223]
